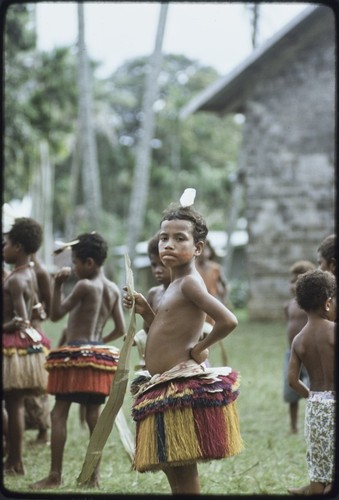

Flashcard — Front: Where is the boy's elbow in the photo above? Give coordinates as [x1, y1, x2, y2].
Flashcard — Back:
[228, 313, 238, 331]
[287, 373, 296, 389]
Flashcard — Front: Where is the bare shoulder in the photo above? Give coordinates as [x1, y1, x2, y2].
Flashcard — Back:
[103, 276, 119, 291]
[146, 285, 158, 302]
[291, 326, 306, 349]
[72, 278, 95, 295]
[181, 273, 207, 295]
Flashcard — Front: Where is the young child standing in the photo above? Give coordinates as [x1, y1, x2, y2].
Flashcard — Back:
[31, 232, 126, 489]
[287, 269, 336, 495]
[283, 260, 315, 434]
[2, 217, 51, 475]
[196, 238, 228, 364]
[124, 201, 243, 495]
[133, 232, 171, 369]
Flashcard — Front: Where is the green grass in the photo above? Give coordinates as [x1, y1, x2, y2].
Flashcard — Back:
[3, 311, 309, 496]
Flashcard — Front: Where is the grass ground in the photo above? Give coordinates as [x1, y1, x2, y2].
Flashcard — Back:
[3, 310, 310, 496]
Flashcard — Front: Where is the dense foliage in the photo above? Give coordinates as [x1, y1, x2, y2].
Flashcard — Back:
[4, 5, 243, 247]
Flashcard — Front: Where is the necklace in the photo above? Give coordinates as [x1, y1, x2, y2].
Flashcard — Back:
[3, 263, 33, 282]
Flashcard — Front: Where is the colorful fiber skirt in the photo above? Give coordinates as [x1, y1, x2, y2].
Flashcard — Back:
[131, 361, 243, 472]
[2, 328, 51, 394]
[45, 342, 120, 396]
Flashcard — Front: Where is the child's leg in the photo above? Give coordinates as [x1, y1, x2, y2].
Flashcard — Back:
[3, 402, 8, 456]
[4, 392, 25, 474]
[30, 399, 71, 489]
[290, 401, 298, 433]
[84, 404, 101, 487]
[163, 463, 200, 494]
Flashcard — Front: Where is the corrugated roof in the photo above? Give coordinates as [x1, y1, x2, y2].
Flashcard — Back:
[180, 4, 332, 118]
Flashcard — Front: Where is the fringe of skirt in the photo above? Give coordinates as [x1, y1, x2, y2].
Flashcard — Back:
[132, 372, 243, 472]
[2, 350, 49, 393]
[45, 344, 119, 396]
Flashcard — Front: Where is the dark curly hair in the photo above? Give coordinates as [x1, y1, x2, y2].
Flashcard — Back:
[317, 234, 335, 264]
[296, 269, 336, 312]
[72, 232, 108, 266]
[7, 217, 42, 254]
[160, 204, 208, 243]
[289, 260, 315, 275]
[147, 232, 160, 257]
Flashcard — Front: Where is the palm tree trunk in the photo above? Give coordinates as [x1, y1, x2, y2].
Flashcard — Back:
[127, 4, 169, 261]
[77, 3, 102, 229]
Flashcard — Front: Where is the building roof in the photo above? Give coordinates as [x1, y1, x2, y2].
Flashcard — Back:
[180, 5, 333, 118]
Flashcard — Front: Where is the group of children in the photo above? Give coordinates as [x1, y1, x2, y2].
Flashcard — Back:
[2, 197, 336, 495]
[283, 234, 336, 495]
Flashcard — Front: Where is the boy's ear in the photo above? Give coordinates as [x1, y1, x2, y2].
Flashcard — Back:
[85, 257, 95, 267]
[14, 242, 23, 253]
[325, 296, 332, 312]
[329, 258, 336, 274]
[194, 241, 204, 256]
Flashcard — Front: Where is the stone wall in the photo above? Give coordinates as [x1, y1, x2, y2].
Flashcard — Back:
[239, 18, 335, 320]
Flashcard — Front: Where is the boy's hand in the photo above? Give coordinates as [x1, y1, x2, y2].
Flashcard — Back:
[122, 285, 155, 327]
[55, 266, 71, 285]
[122, 287, 153, 318]
[189, 344, 209, 365]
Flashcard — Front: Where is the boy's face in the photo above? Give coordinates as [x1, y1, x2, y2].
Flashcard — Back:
[158, 219, 203, 269]
[3, 236, 18, 264]
[71, 255, 94, 279]
[149, 253, 171, 285]
[317, 251, 336, 274]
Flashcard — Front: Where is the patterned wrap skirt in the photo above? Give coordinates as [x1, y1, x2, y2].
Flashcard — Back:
[305, 391, 335, 483]
[131, 360, 243, 472]
[45, 341, 120, 397]
[2, 328, 51, 394]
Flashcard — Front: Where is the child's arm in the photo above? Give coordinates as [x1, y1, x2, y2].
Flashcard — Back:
[102, 294, 126, 343]
[50, 267, 86, 321]
[123, 288, 155, 327]
[3, 276, 30, 332]
[287, 346, 309, 398]
[182, 276, 238, 364]
[143, 288, 156, 333]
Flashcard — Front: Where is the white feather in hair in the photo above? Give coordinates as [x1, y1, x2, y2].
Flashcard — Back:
[179, 188, 196, 207]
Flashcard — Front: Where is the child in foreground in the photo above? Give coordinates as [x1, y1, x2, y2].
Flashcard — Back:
[283, 260, 315, 434]
[124, 201, 243, 494]
[287, 269, 336, 495]
[31, 232, 125, 489]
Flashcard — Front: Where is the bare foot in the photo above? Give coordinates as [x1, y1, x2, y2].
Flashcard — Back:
[287, 484, 311, 495]
[4, 465, 25, 475]
[30, 473, 63, 490]
[4, 460, 25, 475]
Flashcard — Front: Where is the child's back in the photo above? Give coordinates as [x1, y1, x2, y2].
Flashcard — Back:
[287, 269, 336, 495]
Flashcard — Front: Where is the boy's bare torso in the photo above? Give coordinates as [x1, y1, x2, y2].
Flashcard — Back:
[145, 274, 206, 375]
[147, 285, 166, 314]
[293, 318, 335, 391]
